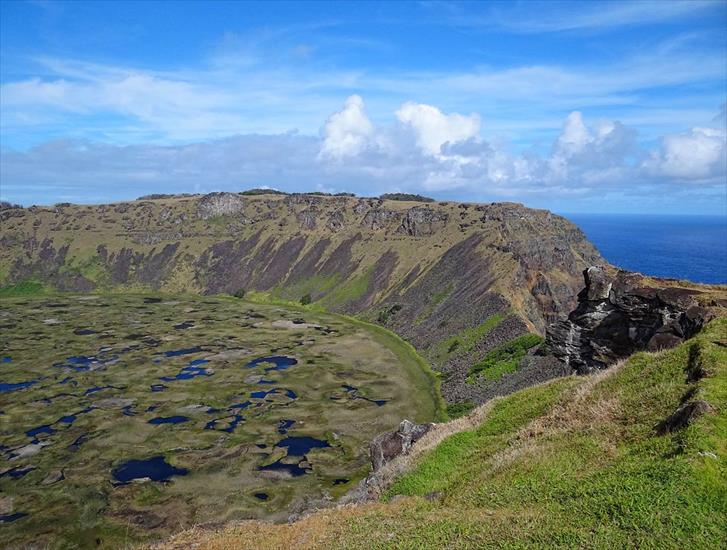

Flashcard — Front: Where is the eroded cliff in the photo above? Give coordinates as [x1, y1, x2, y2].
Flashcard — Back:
[1, 192, 603, 402]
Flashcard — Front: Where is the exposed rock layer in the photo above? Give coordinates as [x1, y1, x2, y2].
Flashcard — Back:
[546, 266, 714, 373]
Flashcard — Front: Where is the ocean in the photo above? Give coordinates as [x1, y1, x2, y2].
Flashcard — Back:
[564, 214, 727, 285]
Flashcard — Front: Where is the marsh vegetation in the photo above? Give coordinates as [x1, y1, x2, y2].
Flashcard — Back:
[0, 294, 440, 547]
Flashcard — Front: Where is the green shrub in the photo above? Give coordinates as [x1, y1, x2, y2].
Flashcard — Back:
[377, 304, 402, 324]
[233, 289, 246, 299]
[446, 401, 475, 419]
[380, 193, 434, 202]
[239, 188, 288, 196]
[469, 333, 543, 381]
[438, 312, 507, 360]
[300, 293, 312, 305]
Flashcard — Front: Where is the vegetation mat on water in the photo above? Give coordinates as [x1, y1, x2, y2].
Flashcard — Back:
[0, 293, 441, 548]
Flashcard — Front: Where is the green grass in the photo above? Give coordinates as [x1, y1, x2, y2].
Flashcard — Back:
[238, 291, 447, 422]
[60, 254, 110, 285]
[0, 279, 47, 296]
[468, 333, 543, 381]
[344, 315, 448, 423]
[319, 267, 373, 309]
[272, 274, 340, 304]
[387, 376, 578, 498]
[271, 268, 374, 311]
[361, 318, 727, 548]
[435, 311, 507, 362]
[242, 289, 328, 312]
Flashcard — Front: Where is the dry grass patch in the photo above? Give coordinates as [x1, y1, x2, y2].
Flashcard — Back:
[487, 364, 625, 472]
[150, 501, 399, 550]
[517, 360, 626, 439]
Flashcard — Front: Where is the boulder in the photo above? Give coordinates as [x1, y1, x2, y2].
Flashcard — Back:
[41, 470, 65, 486]
[583, 266, 612, 301]
[296, 207, 318, 230]
[327, 209, 345, 232]
[353, 200, 370, 215]
[370, 419, 434, 471]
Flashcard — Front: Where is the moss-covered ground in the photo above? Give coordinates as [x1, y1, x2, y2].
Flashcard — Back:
[0, 294, 440, 548]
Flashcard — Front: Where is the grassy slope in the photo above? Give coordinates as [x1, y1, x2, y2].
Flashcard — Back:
[158, 318, 727, 549]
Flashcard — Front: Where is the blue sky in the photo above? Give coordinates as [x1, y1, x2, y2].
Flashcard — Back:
[1, 0, 725, 214]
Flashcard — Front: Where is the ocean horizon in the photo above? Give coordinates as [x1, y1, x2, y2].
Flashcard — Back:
[564, 213, 727, 285]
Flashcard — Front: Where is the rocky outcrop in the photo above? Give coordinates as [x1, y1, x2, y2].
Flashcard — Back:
[370, 420, 434, 471]
[0, 201, 23, 211]
[361, 208, 397, 231]
[196, 192, 246, 220]
[296, 207, 318, 230]
[353, 200, 370, 215]
[547, 266, 713, 373]
[397, 207, 448, 236]
[284, 193, 324, 207]
[326, 209, 345, 232]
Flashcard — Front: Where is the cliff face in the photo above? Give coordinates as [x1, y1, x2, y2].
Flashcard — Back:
[0, 192, 603, 402]
[546, 266, 718, 373]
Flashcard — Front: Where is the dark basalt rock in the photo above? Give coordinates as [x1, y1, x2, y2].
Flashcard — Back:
[326, 209, 345, 232]
[370, 419, 434, 471]
[546, 266, 713, 374]
[353, 200, 370, 215]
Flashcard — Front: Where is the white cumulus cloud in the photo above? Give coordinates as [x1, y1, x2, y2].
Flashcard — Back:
[318, 95, 374, 160]
[644, 126, 726, 180]
[2, 98, 725, 210]
[395, 102, 481, 157]
[555, 111, 591, 156]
